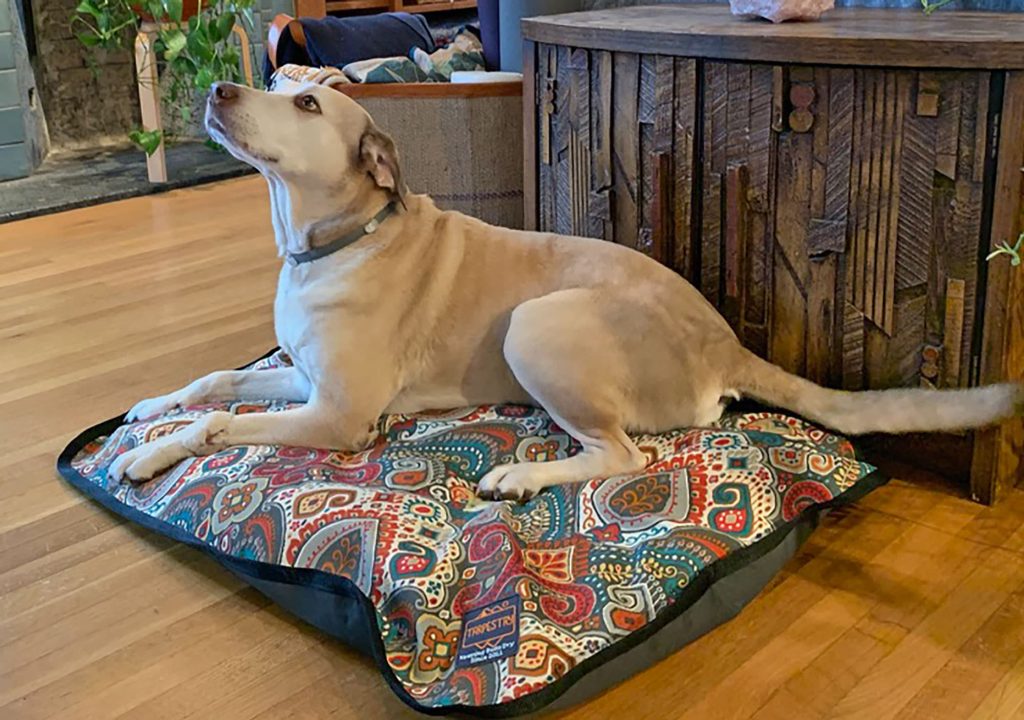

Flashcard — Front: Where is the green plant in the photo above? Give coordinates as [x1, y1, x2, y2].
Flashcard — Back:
[987, 232, 1024, 268]
[72, 0, 259, 154]
[72, 0, 138, 48]
[921, 0, 957, 15]
[128, 128, 164, 156]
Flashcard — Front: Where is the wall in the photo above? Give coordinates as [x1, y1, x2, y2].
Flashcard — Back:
[30, 0, 294, 150]
[33, 0, 140, 149]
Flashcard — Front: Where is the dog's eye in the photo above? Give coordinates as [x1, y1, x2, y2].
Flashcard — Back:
[297, 94, 320, 113]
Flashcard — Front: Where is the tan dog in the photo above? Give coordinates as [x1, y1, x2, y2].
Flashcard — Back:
[109, 81, 1024, 499]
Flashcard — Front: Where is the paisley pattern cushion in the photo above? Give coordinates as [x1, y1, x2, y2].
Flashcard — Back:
[59, 351, 884, 715]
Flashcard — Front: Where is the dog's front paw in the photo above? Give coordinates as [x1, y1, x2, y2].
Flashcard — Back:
[126, 392, 188, 422]
[108, 412, 233, 483]
[477, 463, 545, 502]
[108, 440, 189, 483]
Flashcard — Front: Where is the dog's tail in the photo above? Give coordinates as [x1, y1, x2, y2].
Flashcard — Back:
[729, 347, 1024, 435]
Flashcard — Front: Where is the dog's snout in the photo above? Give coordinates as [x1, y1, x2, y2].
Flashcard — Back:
[211, 82, 239, 105]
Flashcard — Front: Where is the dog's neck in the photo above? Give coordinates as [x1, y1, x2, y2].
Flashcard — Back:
[265, 174, 393, 258]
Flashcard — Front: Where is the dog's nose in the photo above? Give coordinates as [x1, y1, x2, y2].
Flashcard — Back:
[210, 82, 239, 105]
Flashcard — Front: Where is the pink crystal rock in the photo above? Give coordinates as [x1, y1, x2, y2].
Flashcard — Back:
[729, 0, 835, 23]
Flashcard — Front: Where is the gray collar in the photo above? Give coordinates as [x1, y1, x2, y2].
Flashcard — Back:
[287, 202, 398, 266]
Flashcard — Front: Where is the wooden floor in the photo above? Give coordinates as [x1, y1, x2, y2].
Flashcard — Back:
[2, 176, 1024, 719]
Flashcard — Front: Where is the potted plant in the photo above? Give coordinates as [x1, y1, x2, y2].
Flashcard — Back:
[72, 0, 258, 155]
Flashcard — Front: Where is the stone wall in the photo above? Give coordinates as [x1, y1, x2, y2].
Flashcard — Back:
[30, 0, 294, 150]
[33, 0, 140, 149]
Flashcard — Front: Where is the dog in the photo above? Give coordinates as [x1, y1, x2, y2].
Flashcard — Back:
[108, 80, 1024, 500]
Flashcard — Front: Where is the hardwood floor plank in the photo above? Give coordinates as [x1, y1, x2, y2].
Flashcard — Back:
[829, 549, 1024, 719]
[4, 589, 271, 720]
[969, 651, 1024, 719]
[895, 587, 1024, 719]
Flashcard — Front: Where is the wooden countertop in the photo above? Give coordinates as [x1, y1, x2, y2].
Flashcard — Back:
[521, 4, 1024, 69]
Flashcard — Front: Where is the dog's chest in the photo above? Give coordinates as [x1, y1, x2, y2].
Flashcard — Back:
[273, 270, 329, 371]
[273, 262, 369, 374]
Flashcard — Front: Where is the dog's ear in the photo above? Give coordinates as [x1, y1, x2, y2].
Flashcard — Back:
[359, 125, 404, 202]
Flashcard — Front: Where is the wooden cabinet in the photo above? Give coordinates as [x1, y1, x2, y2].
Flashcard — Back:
[523, 5, 1024, 503]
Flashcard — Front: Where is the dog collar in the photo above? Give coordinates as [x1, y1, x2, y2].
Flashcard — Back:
[287, 202, 398, 266]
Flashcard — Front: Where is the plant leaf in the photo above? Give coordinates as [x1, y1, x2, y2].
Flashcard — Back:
[216, 12, 236, 43]
[128, 128, 164, 156]
[76, 31, 103, 47]
[187, 24, 214, 63]
[74, 0, 103, 21]
[194, 66, 215, 91]
[164, 0, 183, 23]
[162, 29, 186, 61]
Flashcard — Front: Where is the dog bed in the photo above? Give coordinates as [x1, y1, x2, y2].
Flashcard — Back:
[58, 350, 886, 716]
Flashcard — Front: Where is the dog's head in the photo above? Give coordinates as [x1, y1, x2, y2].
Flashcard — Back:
[204, 81, 404, 201]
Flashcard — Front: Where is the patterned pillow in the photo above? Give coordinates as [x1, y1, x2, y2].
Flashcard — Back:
[269, 63, 351, 93]
[411, 28, 486, 81]
[342, 55, 430, 84]
[59, 350, 885, 716]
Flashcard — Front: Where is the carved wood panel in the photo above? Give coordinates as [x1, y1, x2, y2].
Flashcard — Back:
[700, 62, 776, 357]
[701, 65, 991, 390]
[534, 44, 697, 274]
[535, 48, 992, 394]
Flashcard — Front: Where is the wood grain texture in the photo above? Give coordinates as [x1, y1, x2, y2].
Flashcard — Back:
[742, 64, 775, 360]
[612, 52, 641, 251]
[638, 55, 657, 255]
[3, 176, 1024, 719]
[807, 68, 839, 386]
[570, 48, 592, 237]
[700, 61, 775, 352]
[972, 71, 1024, 505]
[673, 58, 697, 280]
[590, 50, 614, 241]
[652, 152, 673, 266]
[522, 5, 1024, 69]
[538, 45, 555, 232]
[700, 62, 727, 306]
[772, 130, 811, 378]
[553, 46, 574, 238]
[895, 75, 937, 292]
[948, 72, 989, 387]
[523, 41, 538, 232]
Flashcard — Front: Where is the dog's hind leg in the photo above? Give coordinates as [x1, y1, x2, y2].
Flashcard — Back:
[477, 290, 649, 501]
[126, 367, 312, 421]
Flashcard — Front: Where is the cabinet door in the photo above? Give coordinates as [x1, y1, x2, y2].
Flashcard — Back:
[702, 64, 992, 390]
[533, 44, 698, 275]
